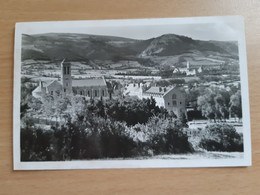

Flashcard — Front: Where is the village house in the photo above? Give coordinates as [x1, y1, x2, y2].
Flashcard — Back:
[32, 60, 108, 100]
[123, 83, 143, 98]
[173, 61, 203, 76]
[124, 82, 187, 118]
[141, 86, 187, 118]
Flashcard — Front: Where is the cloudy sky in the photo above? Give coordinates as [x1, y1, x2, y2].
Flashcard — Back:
[19, 16, 243, 41]
[76, 22, 241, 41]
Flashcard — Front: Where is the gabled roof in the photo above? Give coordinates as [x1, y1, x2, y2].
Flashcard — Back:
[47, 80, 62, 87]
[143, 86, 175, 96]
[32, 85, 42, 93]
[72, 77, 106, 87]
[41, 80, 53, 87]
[41, 80, 61, 88]
[46, 80, 62, 89]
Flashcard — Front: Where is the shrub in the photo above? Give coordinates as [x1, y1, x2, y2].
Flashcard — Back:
[21, 127, 53, 161]
[199, 124, 243, 152]
[21, 97, 195, 161]
[128, 117, 194, 155]
[149, 126, 193, 155]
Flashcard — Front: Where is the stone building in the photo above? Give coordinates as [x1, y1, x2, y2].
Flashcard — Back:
[32, 60, 108, 100]
[141, 86, 186, 118]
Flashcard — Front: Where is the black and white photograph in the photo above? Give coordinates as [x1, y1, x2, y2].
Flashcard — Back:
[13, 16, 251, 170]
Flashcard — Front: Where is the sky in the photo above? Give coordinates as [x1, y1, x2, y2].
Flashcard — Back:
[74, 23, 240, 41]
[19, 16, 243, 41]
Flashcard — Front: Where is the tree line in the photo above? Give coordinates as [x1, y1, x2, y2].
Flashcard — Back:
[186, 85, 242, 121]
[20, 79, 243, 161]
[21, 95, 193, 161]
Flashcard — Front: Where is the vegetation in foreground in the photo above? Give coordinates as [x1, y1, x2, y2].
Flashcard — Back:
[20, 79, 244, 161]
[21, 97, 193, 161]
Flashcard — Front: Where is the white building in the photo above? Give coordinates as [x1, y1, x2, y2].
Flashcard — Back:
[141, 86, 187, 118]
[123, 83, 143, 99]
[172, 61, 203, 76]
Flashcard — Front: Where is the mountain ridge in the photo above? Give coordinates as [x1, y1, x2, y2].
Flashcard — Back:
[21, 33, 239, 66]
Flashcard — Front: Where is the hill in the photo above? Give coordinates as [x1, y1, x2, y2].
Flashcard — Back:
[21, 33, 238, 67]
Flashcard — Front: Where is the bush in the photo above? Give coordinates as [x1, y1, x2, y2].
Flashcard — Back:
[150, 127, 193, 154]
[21, 127, 53, 161]
[128, 117, 194, 155]
[21, 97, 194, 161]
[199, 124, 243, 152]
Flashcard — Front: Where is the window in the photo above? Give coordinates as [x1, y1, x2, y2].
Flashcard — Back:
[63, 66, 66, 75]
[172, 100, 177, 106]
[80, 91, 83, 95]
[66, 82, 68, 87]
[64, 89, 66, 93]
[168, 102, 170, 106]
[102, 90, 105, 96]
[87, 90, 90, 97]
[172, 94, 176, 99]
[95, 90, 97, 97]
[67, 67, 70, 75]
[180, 101, 182, 104]
[50, 91, 53, 95]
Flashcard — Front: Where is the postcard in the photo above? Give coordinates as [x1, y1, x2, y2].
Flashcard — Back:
[13, 16, 251, 170]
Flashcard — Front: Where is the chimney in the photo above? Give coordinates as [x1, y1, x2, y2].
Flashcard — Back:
[39, 80, 43, 88]
[187, 61, 189, 70]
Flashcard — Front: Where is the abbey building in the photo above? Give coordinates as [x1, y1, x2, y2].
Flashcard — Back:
[32, 60, 108, 100]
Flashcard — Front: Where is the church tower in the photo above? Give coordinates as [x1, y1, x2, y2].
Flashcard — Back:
[61, 59, 72, 94]
[186, 61, 190, 70]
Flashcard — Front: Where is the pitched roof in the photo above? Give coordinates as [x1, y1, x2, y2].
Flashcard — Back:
[32, 86, 42, 93]
[41, 80, 61, 88]
[41, 80, 53, 87]
[143, 86, 174, 96]
[72, 77, 106, 87]
[46, 80, 62, 88]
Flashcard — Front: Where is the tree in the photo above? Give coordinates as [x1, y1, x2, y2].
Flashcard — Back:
[106, 81, 120, 99]
[41, 94, 55, 118]
[199, 124, 243, 152]
[197, 87, 231, 121]
[27, 95, 42, 112]
[197, 89, 216, 121]
[214, 93, 229, 121]
[230, 90, 242, 121]
[69, 95, 87, 121]
[53, 96, 70, 124]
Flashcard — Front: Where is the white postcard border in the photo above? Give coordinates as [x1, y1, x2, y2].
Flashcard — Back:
[13, 16, 251, 170]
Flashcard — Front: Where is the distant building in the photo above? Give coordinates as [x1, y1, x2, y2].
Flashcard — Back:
[172, 61, 203, 76]
[32, 60, 108, 100]
[123, 83, 143, 98]
[185, 61, 196, 76]
[141, 86, 187, 118]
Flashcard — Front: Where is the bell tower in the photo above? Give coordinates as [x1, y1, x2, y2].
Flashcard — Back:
[61, 59, 72, 94]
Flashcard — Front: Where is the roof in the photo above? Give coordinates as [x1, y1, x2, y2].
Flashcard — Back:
[32, 86, 42, 93]
[124, 83, 142, 96]
[144, 86, 173, 96]
[72, 77, 106, 87]
[41, 80, 61, 88]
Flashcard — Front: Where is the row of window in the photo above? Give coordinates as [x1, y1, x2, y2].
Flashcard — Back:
[167, 101, 182, 106]
[63, 66, 70, 75]
[50, 89, 105, 97]
[78, 89, 105, 97]
[50, 90, 61, 96]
